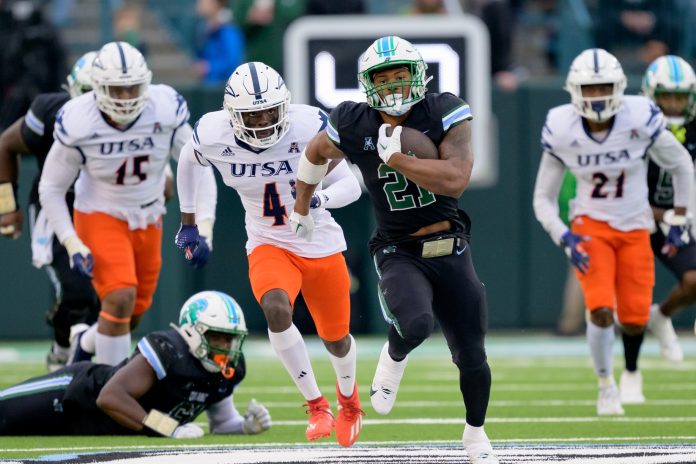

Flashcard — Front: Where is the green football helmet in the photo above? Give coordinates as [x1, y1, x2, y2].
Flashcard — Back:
[642, 55, 696, 127]
[358, 36, 432, 116]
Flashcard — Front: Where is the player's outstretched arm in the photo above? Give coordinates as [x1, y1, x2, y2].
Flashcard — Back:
[0, 118, 31, 239]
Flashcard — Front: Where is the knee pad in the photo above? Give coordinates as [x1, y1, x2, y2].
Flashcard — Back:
[452, 337, 487, 370]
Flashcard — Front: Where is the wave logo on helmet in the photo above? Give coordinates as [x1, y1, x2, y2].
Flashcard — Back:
[176, 291, 247, 378]
[358, 36, 433, 117]
[64, 51, 97, 98]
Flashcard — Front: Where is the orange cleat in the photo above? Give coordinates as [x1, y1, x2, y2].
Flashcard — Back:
[335, 382, 365, 447]
[304, 396, 334, 441]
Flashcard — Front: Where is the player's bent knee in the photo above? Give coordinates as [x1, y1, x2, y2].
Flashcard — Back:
[400, 313, 434, 342]
[261, 299, 293, 330]
[452, 339, 487, 370]
[102, 288, 137, 317]
[589, 307, 614, 327]
[681, 270, 696, 298]
[620, 323, 645, 336]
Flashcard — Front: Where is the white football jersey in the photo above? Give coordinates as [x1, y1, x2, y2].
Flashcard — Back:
[53, 84, 188, 227]
[191, 104, 347, 257]
[541, 95, 665, 231]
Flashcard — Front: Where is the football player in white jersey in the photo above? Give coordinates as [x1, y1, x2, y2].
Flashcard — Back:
[534, 49, 694, 415]
[38, 42, 217, 367]
[175, 62, 363, 447]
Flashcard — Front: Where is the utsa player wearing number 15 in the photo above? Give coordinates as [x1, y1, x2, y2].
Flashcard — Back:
[292, 36, 497, 464]
[0, 291, 271, 439]
[175, 62, 364, 447]
[39, 42, 217, 367]
[533, 49, 693, 416]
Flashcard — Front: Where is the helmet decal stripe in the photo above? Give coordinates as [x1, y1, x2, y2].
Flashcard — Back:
[669, 55, 681, 84]
[213, 291, 239, 323]
[248, 62, 263, 100]
[593, 49, 599, 74]
[116, 42, 128, 74]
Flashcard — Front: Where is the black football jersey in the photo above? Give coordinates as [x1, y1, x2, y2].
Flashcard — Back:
[19, 91, 71, 205]
[62, 329, 246, 435]
[328, 93, 472, 243]
[647, 119, 696, 208]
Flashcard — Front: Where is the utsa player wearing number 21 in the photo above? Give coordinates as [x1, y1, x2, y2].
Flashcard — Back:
[292, 36, 497, 464]
[39, 42, 217, 367]
[533, 49, 693, 415]
[175, 62, 363, 447]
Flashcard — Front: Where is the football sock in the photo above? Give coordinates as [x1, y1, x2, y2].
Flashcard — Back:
[268, 325, 321, 401]
[587, 321, 614, 378]
[327, 335, 356, 397]
[95, 332, 131, 365]
[459, 360, 492, 427]
[622, 331, 644, 372]
[80, 324, 97, 353]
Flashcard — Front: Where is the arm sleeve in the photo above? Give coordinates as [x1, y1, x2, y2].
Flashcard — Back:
[170, 123, 193, 161]
[177, 141, 217, 223]
[315, 160, 361, 209]
[533, 152, 569, 245]
[38, 142, 82, 243]
[648, 130, 694, 209]
[206, 396, 245, 435]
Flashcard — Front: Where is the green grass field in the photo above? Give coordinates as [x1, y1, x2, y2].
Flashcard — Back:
[1, 335, 695, 462]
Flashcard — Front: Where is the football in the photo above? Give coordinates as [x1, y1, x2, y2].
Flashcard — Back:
[385, 126, 439, 160]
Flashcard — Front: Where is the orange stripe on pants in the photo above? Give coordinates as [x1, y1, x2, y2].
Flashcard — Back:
[248, 245, 351, 341]
[571, 216, 653, 325]
[73, 211, 162, 316]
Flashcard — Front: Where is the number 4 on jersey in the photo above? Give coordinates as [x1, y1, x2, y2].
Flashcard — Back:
[263, 182, 286, 226]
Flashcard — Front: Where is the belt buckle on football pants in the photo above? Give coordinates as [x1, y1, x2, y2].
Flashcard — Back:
[420, 236, 455, 258]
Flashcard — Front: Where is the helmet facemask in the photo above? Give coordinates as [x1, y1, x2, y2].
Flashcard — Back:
[224, 97, 290, 148]
[95, 83, 150, 125]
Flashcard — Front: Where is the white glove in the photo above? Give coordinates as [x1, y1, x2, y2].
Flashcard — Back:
[377, 123, 402, 164]
[171, 423, 205, 439]
[289, 211, 315, 241]
[242, 399, 272, 434]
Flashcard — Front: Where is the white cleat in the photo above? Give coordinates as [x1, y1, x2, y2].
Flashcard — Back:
[619, 370, 645, 404]
[463, 424, 499, 464]
[370, 342, 408, 415]
[597, 384, 625, 416]
[647, 303, 683, 363]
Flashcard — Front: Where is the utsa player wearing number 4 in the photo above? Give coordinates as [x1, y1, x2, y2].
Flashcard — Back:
[39, 42, 217, 367]
[0, 291, 271, 439]
[533, 49, 693, 415]
[291, 36, 497, 464]
[175, 62, 364, 447]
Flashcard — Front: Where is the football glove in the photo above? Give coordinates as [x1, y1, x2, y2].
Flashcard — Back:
[289, 180, 322, 208]
[63, 236, 94, 279]
[175, 223, 200, 259]
[289, 211, 314, 241]
[661, 209, 691, 257]
[241, 399, 272, 434]
[377, 124, 402, 164]
[172, 423, 205, 439]
[560, 230, 590, 274]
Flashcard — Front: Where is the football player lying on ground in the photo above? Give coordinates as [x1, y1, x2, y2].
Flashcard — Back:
[0, 291, 271, 438]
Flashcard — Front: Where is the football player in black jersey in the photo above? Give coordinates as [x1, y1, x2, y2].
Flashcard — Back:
[0, 291, 271, 438]
[291, 36, 497, 463]
[0, 51, 100, 372]
[641, 55, 696, 363]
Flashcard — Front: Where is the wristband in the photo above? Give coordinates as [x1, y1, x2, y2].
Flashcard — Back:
[143, 409, 179, 437]
[0, 182, 17, 214]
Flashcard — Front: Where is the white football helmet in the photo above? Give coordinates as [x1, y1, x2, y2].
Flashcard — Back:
[91, 41, 152, 125]
[64, 51, 97, 98]
[358, 35, 433, 116]
[565, 48, 627, 122]
[641, 55, 696, 127]
[223, 62, 291, 148]
[177, 291, 248, 377]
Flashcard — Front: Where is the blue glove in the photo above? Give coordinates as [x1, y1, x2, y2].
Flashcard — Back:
[189, 236, 211, 269]
[289, 180, 321, 209]
[560, 230, 590, 274]
[64, 236, 94, 279]
[661, 210, 691, 257]
[175, 224, 199, 261]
